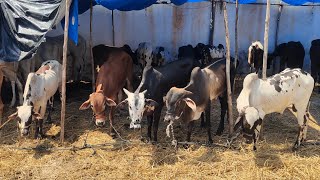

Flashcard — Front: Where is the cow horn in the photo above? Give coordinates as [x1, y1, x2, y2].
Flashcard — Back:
[141, 90, 147, 95]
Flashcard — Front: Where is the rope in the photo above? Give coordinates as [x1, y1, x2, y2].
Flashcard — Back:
[0, 118, 13, 130]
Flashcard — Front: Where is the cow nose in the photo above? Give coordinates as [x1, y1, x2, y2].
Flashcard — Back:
[245, 138, 253, 144]
[96, 121, 105, 127]
[134, 119, 141, 124]
[21, 128, 29, 136]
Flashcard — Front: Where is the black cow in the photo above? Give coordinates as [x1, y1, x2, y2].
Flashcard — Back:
[310, 39, 320, 93]
[163, 59, 236, 144]
[116, 45, 198, 142]
[274, 41, 305, 72]
[248, 41, 274, 74]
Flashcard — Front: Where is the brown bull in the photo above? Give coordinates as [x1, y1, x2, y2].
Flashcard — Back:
[79, 50, 133, 138]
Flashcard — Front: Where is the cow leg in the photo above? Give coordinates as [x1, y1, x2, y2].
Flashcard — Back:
[45, 98, 54, 124]
[109, 106, 116, 139]
[16, 78, 23, 106]
[0, 71, 4, 135]
[152, 107, 162, 142]
[10, 81, 16, 107]
[200, 113, 205, 128]
[146, 115, 153, 142]
[216, 95, 227, 135]
[34, 119, 39, 139]
[205, 101, 213, 144]
[186, 120, 195, 142]
[293, 111, 308, 150]
[38, 119, 44, 139]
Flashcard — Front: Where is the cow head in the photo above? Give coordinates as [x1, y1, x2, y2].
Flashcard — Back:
[234, 107, 262, 148]
[163, 87, 195, 123]
[79, 84, 116, 127]
[248, 41, 263, 66]
[116, 88, 158, 129]
[8, 105, 42, 136]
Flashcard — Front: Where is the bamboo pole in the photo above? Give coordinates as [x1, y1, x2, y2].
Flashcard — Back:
[90, 0, 95, 92]
[209, 0, 216, 46]
[60, 0, 71, 143]
[262, 0, 271, 79]
[112, 10, 115, 46]
[233, 0, 239, 93]
[234, 0, 239, 68]
[222, 2, 234, 135]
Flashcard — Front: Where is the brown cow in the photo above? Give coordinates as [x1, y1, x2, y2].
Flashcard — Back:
[79, 50, 133, 138]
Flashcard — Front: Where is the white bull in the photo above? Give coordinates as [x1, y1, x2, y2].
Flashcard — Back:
[234, 68, 314, 151]
[8, 60, 62, 138]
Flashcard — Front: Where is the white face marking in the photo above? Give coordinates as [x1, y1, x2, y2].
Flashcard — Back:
[17, 105, 32, 129]
[126, 92, 146, 129]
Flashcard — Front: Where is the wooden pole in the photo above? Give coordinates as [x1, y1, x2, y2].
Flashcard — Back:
[234, 0, 239, 68]
[262, 0, 271, 79]
[90, 0, 95, 92]
[223, 2, 234, 135]
[233, 0, 239, 93]
[60, 0, 71, 143]
[209, 0, 216, 46]
[112, 10, 115, 46]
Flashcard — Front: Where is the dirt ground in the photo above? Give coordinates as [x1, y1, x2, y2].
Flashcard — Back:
[0, 81, 320, 179]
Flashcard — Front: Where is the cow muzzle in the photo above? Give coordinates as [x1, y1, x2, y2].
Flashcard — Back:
[21, 128, 30, 136]
[95, 119, 106, 127]
[130, 119, 141, 129]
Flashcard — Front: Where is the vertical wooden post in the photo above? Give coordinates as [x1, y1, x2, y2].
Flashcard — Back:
[233, 0, 239, 93]
[223, 2, 234, 135]
[112, 10, 115, 46]
[60, 0, 71, 143]
[234, 0, 239, 68]
[90, 0, 95, 92]
[209, 0, 216, 46]
[262, 0, 271, 79]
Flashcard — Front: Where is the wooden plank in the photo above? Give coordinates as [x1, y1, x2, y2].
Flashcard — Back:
[90, 0, 95, 92]
[262, 0, 271, 79]
[60, 0, 71, 143]
[223, 2, 234, 135]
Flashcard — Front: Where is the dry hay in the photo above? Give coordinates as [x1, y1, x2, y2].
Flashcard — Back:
[0, 82, 320, 179]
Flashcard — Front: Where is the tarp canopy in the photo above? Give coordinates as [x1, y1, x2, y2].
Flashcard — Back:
[2, 0, 320, 62]
[0, 0, 68, 62]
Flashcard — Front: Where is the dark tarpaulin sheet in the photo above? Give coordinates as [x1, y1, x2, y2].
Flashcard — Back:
[0, 0, 66, 62]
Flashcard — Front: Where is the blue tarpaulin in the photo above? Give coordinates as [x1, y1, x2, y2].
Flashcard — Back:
[62, 0, 79, 45]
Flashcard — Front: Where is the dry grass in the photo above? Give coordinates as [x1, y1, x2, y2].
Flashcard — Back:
[0, 82, 320, 179]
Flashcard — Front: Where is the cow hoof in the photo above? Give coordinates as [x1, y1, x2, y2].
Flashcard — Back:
[110, 133, 117, 139]
[183, 143, 190, 149]
[140, 136, 151, 143]
[215, 130, 223, 136]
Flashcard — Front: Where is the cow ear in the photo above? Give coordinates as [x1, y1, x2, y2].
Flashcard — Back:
[32, 111, 42, 120]
[79, 99, 91, 110]
[183, 98, 196, 112]
[144, 99, 158, 115]
[105, 97, 116, 107]
[8, 111, 18, 120]
[234, 116, 243, 131]
[163, 96, 166, 103]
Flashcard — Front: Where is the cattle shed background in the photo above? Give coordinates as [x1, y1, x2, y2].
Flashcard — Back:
[47, 0, 320, 72]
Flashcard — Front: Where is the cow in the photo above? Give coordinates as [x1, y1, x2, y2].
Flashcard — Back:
[210, 44, 226, 60]
[135, 42, 153, 68]
[163, 59, 236, 145]
[247, 41, 275, 74]
[274, 41, 305, 72]
[310, 39, 320, 93]
[116, 45, 198, 142]
[152, 46, 175, 67]
[234, 68, 314, 151]
[7, 60, 62, 138]
[79, 49, 133, 138]
[194, 43, 226, 68]
[92, 44, 141, 90]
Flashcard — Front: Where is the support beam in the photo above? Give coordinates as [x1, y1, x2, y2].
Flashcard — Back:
[209, 0, 216, 46]
[60, 0, 71, 143]
[262, 0, 271, 79]
[112, 10, 115, 46]
[222, 2, 234, 135]
[90, 0, 95, 92]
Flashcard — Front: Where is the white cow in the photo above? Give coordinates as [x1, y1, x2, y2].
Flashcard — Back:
[8, 60, 62, 138]
[209, 44, 226, 60]
[234, 68, 314, 151]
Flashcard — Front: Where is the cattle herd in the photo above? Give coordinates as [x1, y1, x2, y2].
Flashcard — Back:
[0, 35, 319, 151]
